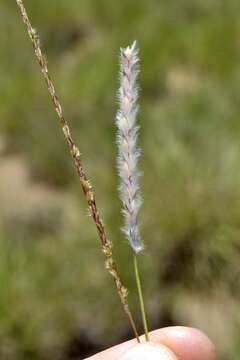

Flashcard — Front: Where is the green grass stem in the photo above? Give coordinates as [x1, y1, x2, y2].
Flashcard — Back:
[133, 254, 149, 342]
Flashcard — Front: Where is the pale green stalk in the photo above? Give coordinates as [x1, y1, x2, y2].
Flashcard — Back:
[133, 255, 149, 341]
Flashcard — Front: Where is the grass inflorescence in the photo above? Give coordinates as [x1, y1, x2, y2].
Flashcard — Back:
[15, 0, 140, 342]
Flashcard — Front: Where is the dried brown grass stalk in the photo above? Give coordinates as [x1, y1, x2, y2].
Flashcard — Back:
[15, 0, 140, 342]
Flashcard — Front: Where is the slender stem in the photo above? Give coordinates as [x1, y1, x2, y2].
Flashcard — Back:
[133, 254, 149, 341]
[15, 0, 140, 342]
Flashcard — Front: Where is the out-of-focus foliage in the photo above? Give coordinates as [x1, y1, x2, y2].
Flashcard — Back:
[0, 0, 240, 359]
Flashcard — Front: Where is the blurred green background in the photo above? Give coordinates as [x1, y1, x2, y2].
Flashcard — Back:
[0, 0, 240, 359]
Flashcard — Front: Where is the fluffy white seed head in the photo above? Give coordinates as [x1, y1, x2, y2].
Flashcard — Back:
[116, 41, 144, 254]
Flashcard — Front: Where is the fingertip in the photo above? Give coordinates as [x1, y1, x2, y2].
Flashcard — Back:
[86, 326, 215, 360]
[120, 343, 178, 360]
[150, 326, 216, 360]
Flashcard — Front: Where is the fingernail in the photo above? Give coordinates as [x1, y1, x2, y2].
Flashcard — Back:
[120, 343, 177, 360]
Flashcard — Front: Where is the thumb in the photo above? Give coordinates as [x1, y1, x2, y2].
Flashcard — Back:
[120, 343, 178, 360]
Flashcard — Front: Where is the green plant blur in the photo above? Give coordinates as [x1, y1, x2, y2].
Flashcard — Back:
[0, 1, 240, 359]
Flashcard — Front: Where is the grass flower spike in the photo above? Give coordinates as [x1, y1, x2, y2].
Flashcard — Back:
[116, 42, 149, 341]
[116, 41, 144, 254]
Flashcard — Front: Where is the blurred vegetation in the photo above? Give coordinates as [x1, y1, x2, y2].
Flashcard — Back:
[1, 0, 240, 359]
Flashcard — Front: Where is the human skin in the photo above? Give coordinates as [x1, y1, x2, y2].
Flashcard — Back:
[85, 326, 216, 360]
